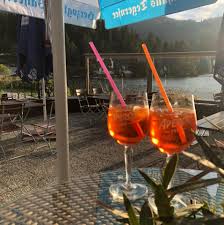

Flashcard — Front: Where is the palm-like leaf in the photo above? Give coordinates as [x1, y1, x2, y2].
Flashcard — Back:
[162, 154, 178, 190]
[167, 178, 222, 199]
[185, 170, 211, 183]
[139, 201, 154, 225]
[138, 170, 158, 191]
[123, 194, 139, 225]
[154, 185, 174, 222]
[182, 151, 224, 176]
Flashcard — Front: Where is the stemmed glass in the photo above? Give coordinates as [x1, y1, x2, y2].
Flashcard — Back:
[149, 92, 197, 194]
[149, 92, 197, 156]
[108, 90, 149, 201]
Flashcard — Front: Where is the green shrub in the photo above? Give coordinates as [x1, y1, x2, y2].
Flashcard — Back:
[0, 64, 11, 76]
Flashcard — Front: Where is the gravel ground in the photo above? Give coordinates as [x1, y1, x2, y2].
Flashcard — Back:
[0, 113, 206, 206]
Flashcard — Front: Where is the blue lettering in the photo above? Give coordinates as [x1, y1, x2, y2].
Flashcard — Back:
[64, 5, 67, 15]
[37, 0, 44, 9]
[7, 0, 41, 8]
[63, 5, 95, 21]
[31, 0, 37, 7]
[88, 12, 94, 21]
[73, 9, 77, 16]
[68, 8, 72, 18]
[83, 11, 87, 19]
[76, 10, 80, 20]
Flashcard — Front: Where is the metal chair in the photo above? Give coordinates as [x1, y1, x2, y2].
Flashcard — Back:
[1, 93, 8, 102]
[76, 89, 102, 125]
[0, 103, 24, 158]
[21, 101, 55, 153]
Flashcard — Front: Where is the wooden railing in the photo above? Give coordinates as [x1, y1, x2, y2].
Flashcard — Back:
[84, 51, 216, 94]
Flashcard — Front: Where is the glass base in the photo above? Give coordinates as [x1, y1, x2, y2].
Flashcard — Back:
[109, 183, 148, 201]
[148, 194, 189, 214]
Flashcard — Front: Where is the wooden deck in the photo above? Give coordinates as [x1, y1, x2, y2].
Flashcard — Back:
[198, 111, 224, 131]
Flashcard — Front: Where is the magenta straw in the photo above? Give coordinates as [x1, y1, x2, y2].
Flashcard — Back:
[89, 42, 144, 138]
[89, 42, 126, 107]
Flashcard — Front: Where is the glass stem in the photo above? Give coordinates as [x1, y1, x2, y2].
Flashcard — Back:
[166, 154, 172, 189]
[124, 145, 133, 190]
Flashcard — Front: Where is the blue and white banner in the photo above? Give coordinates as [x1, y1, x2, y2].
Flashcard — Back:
[0, 0, 100, 29]
[100, 0, 218, 29]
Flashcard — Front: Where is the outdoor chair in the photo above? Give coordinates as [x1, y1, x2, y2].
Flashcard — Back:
[92, 87, 103, 95]
[98, 81, 110, 94]
[1, 94, 8, 102]
[0, 103, 24, 158]
[92, 87, 109, 112]
[21, 101, 55, 154]
[76, 89, 103, 126]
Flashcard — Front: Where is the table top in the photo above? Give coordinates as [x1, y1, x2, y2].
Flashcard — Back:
[47, 96, 79, 100]
[0, 100, 44, 108]
[88, 94, 110, 101]
[0, 168, 223, 224]
[197, 111, 224, 131]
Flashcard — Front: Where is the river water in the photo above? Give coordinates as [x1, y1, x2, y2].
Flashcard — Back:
[113, 74, 221, 100]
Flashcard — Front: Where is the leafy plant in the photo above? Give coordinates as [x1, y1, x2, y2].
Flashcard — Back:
[0, 64, 11, 76]
[98, 133, 224, 224]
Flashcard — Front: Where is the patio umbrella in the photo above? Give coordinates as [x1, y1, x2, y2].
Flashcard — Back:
[16, 15, 52, 121]
[0, 0, 218, 182]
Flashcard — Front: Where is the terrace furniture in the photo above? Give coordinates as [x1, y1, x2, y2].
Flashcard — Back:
[0, 102, 24, 158]
[0, 93, 8, 102]
[21, 101, 55, 153]
[88, 94, 109, 117]
[76, 89, 103, 125]
[0, 168, 222, 224]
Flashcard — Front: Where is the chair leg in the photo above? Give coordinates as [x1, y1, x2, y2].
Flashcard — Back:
[0, 145, 6, 159]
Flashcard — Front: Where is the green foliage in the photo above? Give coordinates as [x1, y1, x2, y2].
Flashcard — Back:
[162, 154, 178, 189]
[123, 194, 139, 225]
[0, 64, 11, 76]
[99, 147, 224, 225]
[139, 201, 154, 225]
[0, 14, 215, 79]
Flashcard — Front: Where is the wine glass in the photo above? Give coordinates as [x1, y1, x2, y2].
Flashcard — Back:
[107, 90, 149, 201]
[148, 91, 197, 207]
[149, 92, 197, 186]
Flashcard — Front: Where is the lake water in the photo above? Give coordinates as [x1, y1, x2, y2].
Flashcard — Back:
[113, 74, 221, 100]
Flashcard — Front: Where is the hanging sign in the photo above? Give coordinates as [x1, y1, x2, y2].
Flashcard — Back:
[0, 0, 100, 28]
[100, 0, 218, 29]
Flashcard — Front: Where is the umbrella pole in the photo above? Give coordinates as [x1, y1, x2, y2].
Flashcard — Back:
[50, 0, 70, 182]
[42, 78, 47, 121]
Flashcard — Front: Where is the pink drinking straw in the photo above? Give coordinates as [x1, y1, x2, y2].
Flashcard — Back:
[89, 42, 144, 138]
[89, 42, 126, 107]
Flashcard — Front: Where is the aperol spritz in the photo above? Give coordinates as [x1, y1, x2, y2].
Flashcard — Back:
[108, 91, 149, 201]
[149, 92, 197, 155]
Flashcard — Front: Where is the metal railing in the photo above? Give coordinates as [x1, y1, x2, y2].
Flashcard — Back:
[84, 51, 216, 95]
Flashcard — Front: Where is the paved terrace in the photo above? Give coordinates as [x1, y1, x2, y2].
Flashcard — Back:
[0, 113, 217, 205]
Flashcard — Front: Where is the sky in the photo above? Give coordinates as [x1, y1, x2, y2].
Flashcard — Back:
[169, 0, 224, 21]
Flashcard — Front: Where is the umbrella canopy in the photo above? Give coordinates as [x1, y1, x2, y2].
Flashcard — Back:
[99, 0, 218, 29]
[0, 0, 217, 29]
[17, 15, 52, 82]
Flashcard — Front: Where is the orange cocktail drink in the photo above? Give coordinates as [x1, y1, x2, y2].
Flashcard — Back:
[108, 105, 149, 145]
[107, 91, 149, 201]
[149, 108, 197, 155]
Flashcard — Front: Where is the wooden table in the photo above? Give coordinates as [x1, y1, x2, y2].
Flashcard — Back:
[197, 111, 224, 132]
[88, 94, 110, 101]
[0, 168, 223, 224]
